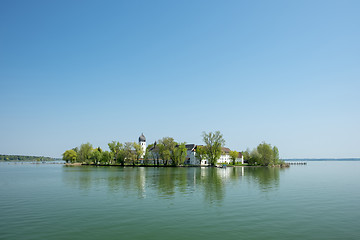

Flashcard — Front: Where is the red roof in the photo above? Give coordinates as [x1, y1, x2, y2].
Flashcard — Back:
[221, 147, 231, 153]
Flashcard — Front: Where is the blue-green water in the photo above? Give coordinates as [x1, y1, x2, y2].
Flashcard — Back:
[0, 161, 359, 240]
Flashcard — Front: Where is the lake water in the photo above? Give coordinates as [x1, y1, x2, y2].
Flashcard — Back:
[0, 161, 359, 240]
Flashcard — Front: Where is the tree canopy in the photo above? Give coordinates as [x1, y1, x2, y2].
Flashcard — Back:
[108, 141, 122, 164]
[202, 131, 225, 166]
[243, 142, 284, 166]
[229, 150, 238, 165]
[78, 143, 93, 163]
[62, 149, 77, 163]
[171, 142, 187, 166]
[133, 142, 144, 165]
[158, 137, 176, 166]
[195, 145, 206, 164]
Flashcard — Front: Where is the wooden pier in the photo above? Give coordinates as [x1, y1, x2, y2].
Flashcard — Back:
[287, 162, 307, 165]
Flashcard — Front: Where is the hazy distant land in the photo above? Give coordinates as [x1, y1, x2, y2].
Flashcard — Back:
[0, 154, 56, 162]
[284, 158, 360, 161]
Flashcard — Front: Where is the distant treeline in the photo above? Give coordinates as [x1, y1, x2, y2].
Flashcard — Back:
[0, 154, 55, 161]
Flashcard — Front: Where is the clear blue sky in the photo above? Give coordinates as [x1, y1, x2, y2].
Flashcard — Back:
[1, 0, 359, 158]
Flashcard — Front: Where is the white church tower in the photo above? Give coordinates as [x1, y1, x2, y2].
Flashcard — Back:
[138, 133, 146, 158]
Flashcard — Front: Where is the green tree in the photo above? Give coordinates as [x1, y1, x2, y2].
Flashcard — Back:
[143, 144, 153, 165]
[90, 148, 102, 164]
[172, 142, 187, 166]
[229, 150, 239, 165]
[202, 131, 225, 166]
[78, 143, 93, 163]
[108, 141, 122, 164]
[249, 149, 261, 165]
[158, 137, 176, 165]
[158, 143, 170, 166]
[100, 151, 113, 164]
[72, 147, 79, 154]
[123, 142, 136, 166]
[273, 146, 280, 164]
[257, 142, 274, 166]
[245, 142, 282, 166]
[243, 148, 251, 164]
[116, 147, 126, 166]
[62, 149, 77, 163]
[133, 142, 143, 165]
[195, 145, 206, 165]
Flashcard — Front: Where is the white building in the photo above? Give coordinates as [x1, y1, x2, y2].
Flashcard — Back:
[184, 144, 243, 165]
[184, 144, 199, 165]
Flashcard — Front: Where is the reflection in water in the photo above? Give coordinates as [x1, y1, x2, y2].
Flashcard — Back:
[201, 168, 225, 204]
[245, 167, 286, 191]
[62, 166, 286, 202]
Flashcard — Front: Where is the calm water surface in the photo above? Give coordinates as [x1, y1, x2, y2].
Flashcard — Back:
[0, 161, 359, 240]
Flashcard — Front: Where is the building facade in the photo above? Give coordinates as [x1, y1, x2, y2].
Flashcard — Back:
[184, 144, 243, 165]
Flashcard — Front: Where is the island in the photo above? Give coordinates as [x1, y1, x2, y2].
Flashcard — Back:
[63, 131, 289, 167]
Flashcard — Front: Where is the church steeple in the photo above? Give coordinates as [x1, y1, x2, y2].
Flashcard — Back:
[138, 133, 146, 158]
[139, 133, 146, 142]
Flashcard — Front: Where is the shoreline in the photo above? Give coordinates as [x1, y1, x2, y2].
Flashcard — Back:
[64, 163, 289, 168]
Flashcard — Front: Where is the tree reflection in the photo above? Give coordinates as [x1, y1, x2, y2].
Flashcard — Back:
[156, 168, 177, 197]
[244, 167, 287, 190]
[62, 166, 94, 190]
[200, 168, 225, 204]
[62, 166, 285, 202]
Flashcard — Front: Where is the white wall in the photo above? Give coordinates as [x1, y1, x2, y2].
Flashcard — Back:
[186, 151, 243, 165]
[140, 141, 146, 158]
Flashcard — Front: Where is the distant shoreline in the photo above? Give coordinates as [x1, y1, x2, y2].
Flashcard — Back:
[0, 154, 57, 162]
[284, 158, 360, 161]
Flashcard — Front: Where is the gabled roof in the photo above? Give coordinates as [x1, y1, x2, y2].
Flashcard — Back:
[221, 147, 231, 154]
[185, 144, 196, 151]
[149, 145, 158, 152]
